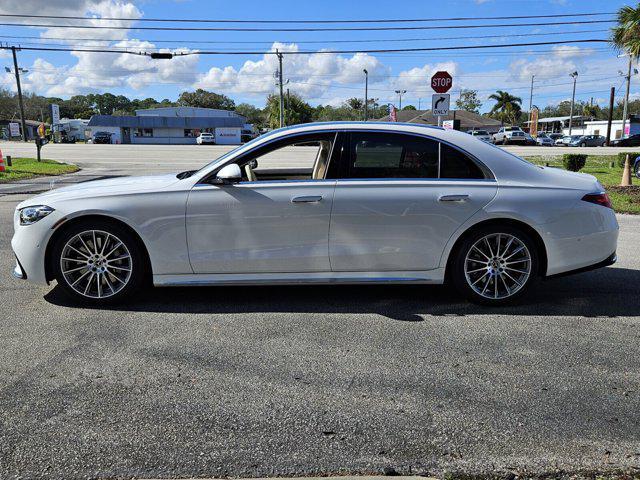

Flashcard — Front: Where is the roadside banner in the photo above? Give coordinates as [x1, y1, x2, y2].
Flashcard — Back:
[530, 108, 539, 137]
[389, 105, 397, 122]
[37, 123, 46, 138]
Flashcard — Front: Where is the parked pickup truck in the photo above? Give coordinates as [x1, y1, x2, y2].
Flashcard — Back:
[492, 126, 527, 145]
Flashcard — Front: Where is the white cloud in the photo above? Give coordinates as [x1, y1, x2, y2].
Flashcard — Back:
[195, 42, 389, 101]
[394, 62, 459, 94]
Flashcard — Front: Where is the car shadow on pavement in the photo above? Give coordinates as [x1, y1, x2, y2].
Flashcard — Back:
[44, 266, 640, 321]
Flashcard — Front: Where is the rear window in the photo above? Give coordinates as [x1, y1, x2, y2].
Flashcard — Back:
[346, 132, 486, 180]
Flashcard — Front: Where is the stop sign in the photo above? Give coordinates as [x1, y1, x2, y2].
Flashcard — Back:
[431, 71, 453, 93]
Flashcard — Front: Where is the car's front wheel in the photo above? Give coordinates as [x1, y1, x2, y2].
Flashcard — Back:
[451, 226, 539, 305]
[52, 220, 147, 304]
[635, 161, 640, 179]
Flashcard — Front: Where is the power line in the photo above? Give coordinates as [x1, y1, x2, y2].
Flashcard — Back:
[0, 19, 615, 32]
[0, 12, 615, 24]
[0, 39, 610, 56]
[0, 28, 611, 47]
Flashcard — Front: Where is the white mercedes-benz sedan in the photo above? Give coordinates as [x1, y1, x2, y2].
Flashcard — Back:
[11, 122, 618, 306]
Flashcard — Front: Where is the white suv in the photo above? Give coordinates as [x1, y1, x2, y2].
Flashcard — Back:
[196, 132, 215, 145]
[492, 126, 527, 145]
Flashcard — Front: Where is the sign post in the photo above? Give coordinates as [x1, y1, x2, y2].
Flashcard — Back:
[431, 71, 453, 126]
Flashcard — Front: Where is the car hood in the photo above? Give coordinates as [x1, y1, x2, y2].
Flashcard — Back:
[17, 173, 182, 208]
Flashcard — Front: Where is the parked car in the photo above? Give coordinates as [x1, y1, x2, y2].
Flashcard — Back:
[468, 130, 493, 143]
[11, 122, 618, 306]
[555, 135, 572, 146]
[568, 135, 606, 147]
[611, 134, 640, 147]
[196, 132, 216, 145]
[535, 133, 554, 146]
[634, 155, 640, 179]
[92, 131, 113, 144]
[523, 133, 536, 145]
[492, 126, 527, 145]
[547, 133, 564, 142]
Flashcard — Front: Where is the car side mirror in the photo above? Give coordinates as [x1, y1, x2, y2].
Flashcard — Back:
[214, 163, 242, 185]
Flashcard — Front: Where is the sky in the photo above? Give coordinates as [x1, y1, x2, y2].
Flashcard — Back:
[0, 0, 638, 113]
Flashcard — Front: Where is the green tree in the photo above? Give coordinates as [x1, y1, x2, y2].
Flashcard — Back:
[611, 4, 640, 59]
[402, 105, 417, 111]
[265, 93, 313, 128]
[455, 89, 482, 114]
[235, 103, 266, 128]
[345, 97, 364, 110]
[177, 89, 235, 110]
[488, 90, 522, 125]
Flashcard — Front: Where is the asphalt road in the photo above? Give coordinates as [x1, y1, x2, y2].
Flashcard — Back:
[1, 141, 638, 177]
[1, 193, 639, 479]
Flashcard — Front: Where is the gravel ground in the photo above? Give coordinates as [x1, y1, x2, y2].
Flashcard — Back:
[0, 194, 639, 479]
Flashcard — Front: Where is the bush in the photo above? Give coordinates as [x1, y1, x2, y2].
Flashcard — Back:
[562, 154, 587, 172]
[617, 152, 640, 168]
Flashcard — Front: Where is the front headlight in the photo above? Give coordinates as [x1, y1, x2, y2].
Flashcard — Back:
[19, 205, 54, 225]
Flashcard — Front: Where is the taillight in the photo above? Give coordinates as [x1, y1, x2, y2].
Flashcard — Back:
[582, 192, 613, 209]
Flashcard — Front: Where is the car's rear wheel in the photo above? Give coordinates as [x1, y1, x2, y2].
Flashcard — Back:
[451, 226, 539, 305]
[635, 161, 640, 179]
[52, 220, 146, 304]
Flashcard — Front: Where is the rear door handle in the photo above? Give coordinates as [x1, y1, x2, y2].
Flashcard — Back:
[291, 195, 323, 203]
[438, 194, 469, 202]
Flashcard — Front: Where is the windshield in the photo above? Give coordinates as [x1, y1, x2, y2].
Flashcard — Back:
[571, 135, 583, 140]
[473, 131, 489, 135]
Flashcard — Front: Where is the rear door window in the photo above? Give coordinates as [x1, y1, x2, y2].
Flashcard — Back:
[348, 132, 439, 179]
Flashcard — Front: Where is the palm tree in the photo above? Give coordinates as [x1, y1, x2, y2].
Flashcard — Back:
[488, 90, 522, 125]
[611, 4, 640, 59]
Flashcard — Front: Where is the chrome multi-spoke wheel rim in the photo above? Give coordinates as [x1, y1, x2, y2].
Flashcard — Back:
[464, 233, 531, 300]
[60, 230, 132, 299]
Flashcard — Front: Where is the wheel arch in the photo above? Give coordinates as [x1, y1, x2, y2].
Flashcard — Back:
[443, 217, 548, 282]
[44, 214, 152, 283]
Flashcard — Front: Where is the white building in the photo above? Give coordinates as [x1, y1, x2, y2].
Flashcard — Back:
[87, 107, 247, 144]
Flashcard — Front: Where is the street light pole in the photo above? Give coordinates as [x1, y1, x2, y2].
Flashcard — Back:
[568, 71, 578, 135]
[528, 75, 535, 113]
[394, 89, 406, 110]
[363, 69, 368, 121]
[276, 49, 284, 128]
[11, 46, 28, 142]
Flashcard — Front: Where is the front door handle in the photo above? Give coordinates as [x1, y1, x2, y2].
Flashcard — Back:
[291, 195, 323, 203]
[438, 194, 469, 202]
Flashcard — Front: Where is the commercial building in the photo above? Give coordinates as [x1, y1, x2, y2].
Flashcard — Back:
[86, 107, 247, 145]
[376, 109, 502, 132]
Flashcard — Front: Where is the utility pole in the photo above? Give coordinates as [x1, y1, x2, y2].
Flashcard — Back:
[528, 75, 535, 113]
[276, 49, 284, 128]
[568, 71, 578, 135]
[606, 86, 615, 146]
[363, 69, 368, 121]
[11, 46, 28, 142]
[394, 89, 406, 110]
[621, 54, 633, 138]
[418, 98, 421, 110]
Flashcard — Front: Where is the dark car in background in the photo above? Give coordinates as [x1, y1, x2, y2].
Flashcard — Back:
[612, 134, 640, 147]
[92, 131, 113, 144]
[568, 135, 606, 147]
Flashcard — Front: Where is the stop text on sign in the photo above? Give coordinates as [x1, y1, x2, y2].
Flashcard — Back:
[431, 71, 453, 94]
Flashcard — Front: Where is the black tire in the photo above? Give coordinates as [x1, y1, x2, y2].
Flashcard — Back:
[580, 142, 586, 147]
[635, 162, 640, 179]
[451, 225, 540, 306]
[502, 138, 508, 145]
[51, 219, 148, 304]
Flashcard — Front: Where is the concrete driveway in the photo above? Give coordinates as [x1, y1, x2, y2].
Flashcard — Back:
[1, 191, 639, 479]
